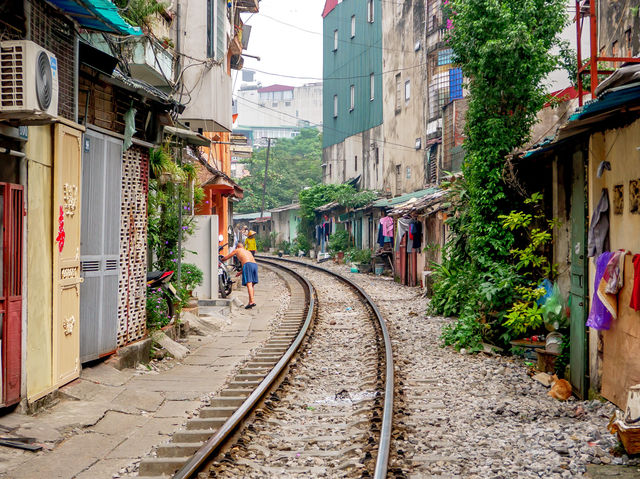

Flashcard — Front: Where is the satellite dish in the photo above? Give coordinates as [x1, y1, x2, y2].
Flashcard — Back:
[35, 50, 52, 110]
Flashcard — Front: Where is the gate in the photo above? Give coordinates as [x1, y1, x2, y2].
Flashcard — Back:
[79, 129, 123, 362]
[52, 123, 83, 387]
[0, 184, 24, 406]
[569, 150, 588, 398]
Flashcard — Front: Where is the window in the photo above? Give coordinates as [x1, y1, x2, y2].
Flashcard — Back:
[333, 94, 338, 118]
[333, 30, 338, 51]
[395, 73, 402, 112]
[405, 79, 411, 102]
[406, 167, 411, 179]
[350, 84, 355, 111]
[216, 0, 225, 60]
[351, 15, 356, 38]
[355, 155, 358, 171]
[367, 0, 374, 22]
[370, 73, 375, 101]
[206, 0, 214, 57]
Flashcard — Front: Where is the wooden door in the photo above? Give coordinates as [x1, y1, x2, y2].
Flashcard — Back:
[569, 150, 588, 398]
[79, 130, 122, 362]
[0, 184, 24, 406]
[52, 123, 83, 386]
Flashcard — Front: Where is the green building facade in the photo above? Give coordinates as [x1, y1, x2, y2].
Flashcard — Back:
[322, 0, 383, 149]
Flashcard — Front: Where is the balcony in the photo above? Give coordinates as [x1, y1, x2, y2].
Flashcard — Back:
[235, 0, 259, 13]
[128, 37, 174, 87]
[85, 34, 174, 88]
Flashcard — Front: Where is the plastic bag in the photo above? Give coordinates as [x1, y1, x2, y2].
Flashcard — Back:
[541, 282, 568, 331]
[536, 279, 554, 306]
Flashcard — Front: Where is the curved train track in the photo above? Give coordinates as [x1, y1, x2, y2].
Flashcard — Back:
[136, 257, 393, 479]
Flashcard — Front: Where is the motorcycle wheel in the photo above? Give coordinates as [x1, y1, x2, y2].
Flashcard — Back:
[167, 295, 175, 322]
[218, 276, 228, 298]
[224, 280, 233, 297]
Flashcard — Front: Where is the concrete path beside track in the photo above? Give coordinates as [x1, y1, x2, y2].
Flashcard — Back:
[0, 267, 284, 479]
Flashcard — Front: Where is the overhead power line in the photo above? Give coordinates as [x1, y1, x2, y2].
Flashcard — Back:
[234, 95, 418, 152]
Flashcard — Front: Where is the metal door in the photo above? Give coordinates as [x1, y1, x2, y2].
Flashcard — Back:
[52, 123, 83, 386]
[569, 150, 588, 398]
[79, 130, 122, 362]
[0, 184, 24, 406]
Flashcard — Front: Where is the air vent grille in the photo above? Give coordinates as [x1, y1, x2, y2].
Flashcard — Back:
[105, 259, 119, 271]
[81, 261, 100, 272]
[0, 45, 25, 108]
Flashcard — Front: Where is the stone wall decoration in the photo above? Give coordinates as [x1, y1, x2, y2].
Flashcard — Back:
[630, 179, 640, 214]
[117, 146, 149, 346]
[613, 184, 624, 215]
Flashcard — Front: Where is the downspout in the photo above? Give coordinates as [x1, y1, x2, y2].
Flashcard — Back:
[74, 34, 79, 123]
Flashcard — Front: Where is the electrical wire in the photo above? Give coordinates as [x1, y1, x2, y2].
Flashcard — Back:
[255, 12, 417, 54]
[246, 61, 427, 82]
[234, 94, 419, 151]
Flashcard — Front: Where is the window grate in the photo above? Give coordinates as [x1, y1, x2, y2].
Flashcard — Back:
[29, 0, 75, 121]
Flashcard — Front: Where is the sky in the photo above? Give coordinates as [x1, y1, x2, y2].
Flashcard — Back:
[234, 0, 326, 91]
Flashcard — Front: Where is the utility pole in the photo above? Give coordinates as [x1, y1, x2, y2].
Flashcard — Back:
[260, 137, 271, 218]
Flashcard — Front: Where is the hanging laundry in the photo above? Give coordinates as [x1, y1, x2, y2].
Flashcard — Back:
[586, 251, 614, 330]
[587, 189, 610, 257]
[396, 216, 412, 251]
[377, 223, 385, 247]
[602, 249, 630, 295]
[380, 215, 394, 237]
[411, 220, 423, 250]
[630, 254, 640, 311]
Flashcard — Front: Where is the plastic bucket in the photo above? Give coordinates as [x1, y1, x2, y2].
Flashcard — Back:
[546, 332, 563, 354]
[375, 264, 384, 275]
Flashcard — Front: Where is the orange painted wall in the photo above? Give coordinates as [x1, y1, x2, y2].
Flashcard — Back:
[196, 132, 231, 254]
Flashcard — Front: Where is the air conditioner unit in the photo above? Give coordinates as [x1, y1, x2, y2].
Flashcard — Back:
[0, 40, 59, 122]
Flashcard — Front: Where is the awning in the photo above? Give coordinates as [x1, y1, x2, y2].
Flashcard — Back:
[164, 126, 211, 146]
[372, 187, 439, 208]
[47, 0, 142, 36]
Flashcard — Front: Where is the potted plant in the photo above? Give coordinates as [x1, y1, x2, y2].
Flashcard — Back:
[180, 263, 203, 297]
[328, 230, 350, 263]
[353, 249, 373, 273]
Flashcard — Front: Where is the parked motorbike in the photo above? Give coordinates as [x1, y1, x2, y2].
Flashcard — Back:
[147, 270, 180, 321]
[218, 244, 240, 298]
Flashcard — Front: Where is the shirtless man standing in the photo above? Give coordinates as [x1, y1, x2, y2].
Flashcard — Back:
[221, 241, 258, 309]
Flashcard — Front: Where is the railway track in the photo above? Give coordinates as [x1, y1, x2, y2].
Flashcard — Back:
[135, 257, 393, 479]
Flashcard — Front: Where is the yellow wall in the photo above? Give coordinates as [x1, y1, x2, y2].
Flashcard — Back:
[588, 118, 640, 395]
[589, 121, 640, 253]
[25, 125, 54, 400]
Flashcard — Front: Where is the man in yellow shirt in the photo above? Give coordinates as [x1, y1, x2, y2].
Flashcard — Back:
[245, 230, 257, 257]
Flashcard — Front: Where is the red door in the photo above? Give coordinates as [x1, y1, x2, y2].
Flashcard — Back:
[0, 184, 24, 406]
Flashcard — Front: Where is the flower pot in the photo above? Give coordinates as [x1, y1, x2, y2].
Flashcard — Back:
[357, 263, 372, 274]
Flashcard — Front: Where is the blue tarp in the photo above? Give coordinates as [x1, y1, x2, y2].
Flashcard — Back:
[48, 0, 142, 35]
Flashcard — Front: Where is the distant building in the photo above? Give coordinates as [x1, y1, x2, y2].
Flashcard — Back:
[230, 134, 252, 179]
[235, 82, 323, 147]
[321, 0, 385, 190]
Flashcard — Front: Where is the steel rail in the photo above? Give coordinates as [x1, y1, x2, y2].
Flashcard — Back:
[173, 259, 315, 479]
[258, 256, 394, 479]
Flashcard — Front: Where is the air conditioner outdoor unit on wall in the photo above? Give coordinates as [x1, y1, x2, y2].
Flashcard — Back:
[0, 40, 59, 122]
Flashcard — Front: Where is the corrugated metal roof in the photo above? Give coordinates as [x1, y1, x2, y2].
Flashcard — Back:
[47, 0, 141, 35]
[257, 84, 294, 93]
[322, 0, 338, 17]
[372, 188, 439, 208]
[233, 212, 271, 221]
[270, 203, 300, 213]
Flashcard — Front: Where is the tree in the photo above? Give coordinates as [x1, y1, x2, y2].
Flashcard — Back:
[432, 0, 567, 351]
[235, 128, 322, 213]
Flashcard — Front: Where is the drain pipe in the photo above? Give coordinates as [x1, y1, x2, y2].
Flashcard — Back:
[0, 148, 26, 158]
